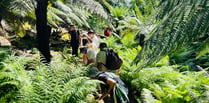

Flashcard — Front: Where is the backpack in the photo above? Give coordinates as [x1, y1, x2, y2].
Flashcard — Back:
[104, 28, 111, 37]
[105, 72, 130, 103]
[104, 49, 123, 70]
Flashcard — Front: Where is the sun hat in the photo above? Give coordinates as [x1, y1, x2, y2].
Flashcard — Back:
[88, 66, 100, 78]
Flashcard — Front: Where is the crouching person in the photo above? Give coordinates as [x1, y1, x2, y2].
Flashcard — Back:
[96, 43, 122, 75]
[88, 67, 129, 103]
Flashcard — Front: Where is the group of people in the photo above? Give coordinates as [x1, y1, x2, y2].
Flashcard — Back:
[65, 24, 129, 103]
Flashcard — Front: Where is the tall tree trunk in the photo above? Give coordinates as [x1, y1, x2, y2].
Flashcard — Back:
[35, 0, 51, 63]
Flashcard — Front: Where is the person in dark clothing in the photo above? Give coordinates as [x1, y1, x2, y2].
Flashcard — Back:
[88, 67, 129, 103]
[68, 24, 80, 56]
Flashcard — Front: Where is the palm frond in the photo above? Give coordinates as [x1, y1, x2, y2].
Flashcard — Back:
[133, 0, 209, 71]
[111, 6, 129, 19]
[67, 0, 108, 19]
[47, 6, 67, 27]
[51, 1, 90, 27]
[9, 0, 35, 16]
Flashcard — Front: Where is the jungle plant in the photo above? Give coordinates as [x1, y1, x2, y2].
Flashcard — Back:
[0, 52, 99, 102]
[130, 66, 209, 103]
[133, 0, 209, 70]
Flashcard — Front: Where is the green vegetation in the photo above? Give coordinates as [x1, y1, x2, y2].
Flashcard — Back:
[0, 51, 98, 102]
[1, 0, 209, 103]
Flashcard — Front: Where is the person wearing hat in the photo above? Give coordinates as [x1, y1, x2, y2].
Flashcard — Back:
[88, 67, 116, 103]
[68, 24, 80, 56]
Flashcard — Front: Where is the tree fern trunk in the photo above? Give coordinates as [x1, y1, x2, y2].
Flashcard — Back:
[35, 0, 51, 63]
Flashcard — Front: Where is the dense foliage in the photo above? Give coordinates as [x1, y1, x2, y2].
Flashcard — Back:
[0, 0, 209, 103]
[0, 49, 98, 102]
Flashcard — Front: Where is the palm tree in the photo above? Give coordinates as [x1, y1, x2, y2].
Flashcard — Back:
[133, 0, 209, 71]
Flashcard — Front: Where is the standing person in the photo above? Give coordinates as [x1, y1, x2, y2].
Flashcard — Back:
[86, 30, 100, 50]
[68, 24, 80, 56]
[88, 67, 129, 103]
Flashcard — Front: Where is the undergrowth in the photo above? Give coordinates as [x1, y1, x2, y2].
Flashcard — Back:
[1, 39, 209, 103]
[0, 51, 98, 103]
[118, 46, 209, 103]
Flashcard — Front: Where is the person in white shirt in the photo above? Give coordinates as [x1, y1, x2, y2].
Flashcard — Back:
[80, 47, 98, 65]
[80, 30, 100, 65]
[86, 31, 100, 50]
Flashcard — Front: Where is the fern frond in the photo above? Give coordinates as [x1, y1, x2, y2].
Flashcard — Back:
[134, 0, 209, 70]
[141, 88, 156, 103]
[68, 0, 108, 19]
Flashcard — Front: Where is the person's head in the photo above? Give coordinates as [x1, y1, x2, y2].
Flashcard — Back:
[80, 47, 87, 54]
[69, 24, 76, 31]
[87, 30, 95, 38]
[99, 42, 107, 50]
[88, 66, 100, 78]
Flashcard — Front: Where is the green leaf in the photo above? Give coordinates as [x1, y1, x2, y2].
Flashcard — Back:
[196, 37, 209, 58]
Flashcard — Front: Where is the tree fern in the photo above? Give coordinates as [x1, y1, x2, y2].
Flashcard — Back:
[133, 0, 209, 70]
[65, 0, 108, 19]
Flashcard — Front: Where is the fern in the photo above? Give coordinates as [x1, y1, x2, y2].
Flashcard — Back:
[0, 52, 99, 102]
[128, 66, 209, 102]
[141, 88, 156, 103]
[133, 0, 209, 70]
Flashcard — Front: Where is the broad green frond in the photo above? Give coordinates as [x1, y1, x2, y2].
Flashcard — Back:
[9, 0, 35, 15]
[111, 6, 129, 19]
[134, 0, 209, 71]
[66, 0, 108, 19]
[48, 7, 67, 27]
[48, 1, 90, 27]
[76, 0, 108, 19]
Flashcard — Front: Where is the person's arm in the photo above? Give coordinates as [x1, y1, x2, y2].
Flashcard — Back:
[99, 78, 116, 100]
[82, 53, 88, 65]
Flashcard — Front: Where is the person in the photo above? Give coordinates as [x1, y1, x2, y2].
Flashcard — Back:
[68, 24, 80, 56]
[80, 47, 97, 65]
[88, 67, 129, 103]
[96, 43, 121, 75]
[86, 31, 100, 50]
